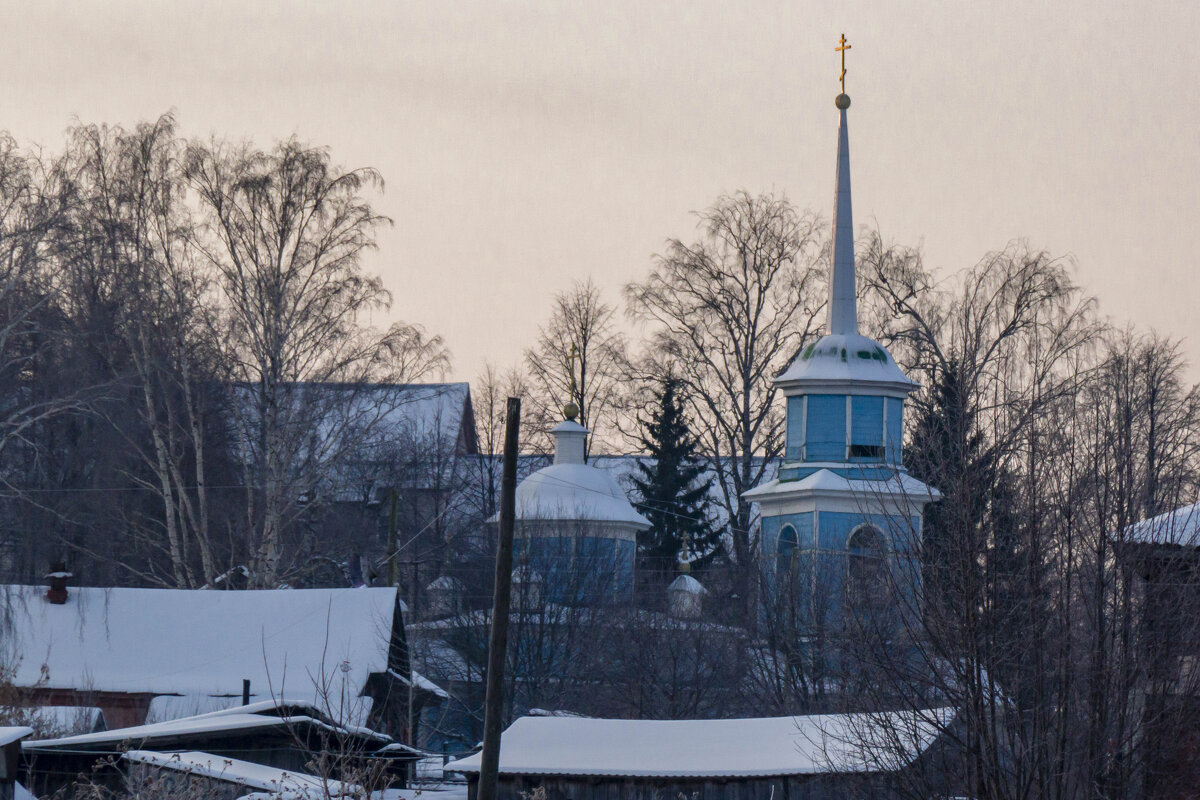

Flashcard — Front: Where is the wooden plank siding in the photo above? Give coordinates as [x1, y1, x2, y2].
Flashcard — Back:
[468, 772, 891, 800]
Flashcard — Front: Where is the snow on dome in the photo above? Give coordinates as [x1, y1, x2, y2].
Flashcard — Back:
[668, 575, 707, 596]
[776, 332, 915, 393]
[510, 464, 650, 528]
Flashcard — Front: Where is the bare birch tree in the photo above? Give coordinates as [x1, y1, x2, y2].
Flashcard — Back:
[626, 191, 825, 619]
[184, 137, 448, 587]
[524, 278, 628, 455]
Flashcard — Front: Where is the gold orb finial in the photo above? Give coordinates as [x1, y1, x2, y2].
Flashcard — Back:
[563, 401, 579, 421]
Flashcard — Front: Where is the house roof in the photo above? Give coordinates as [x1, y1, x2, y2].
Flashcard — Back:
[0, 726, 33, 747]
[1, 585, 401, 703]
[123, 750, 353, 798]
[1124, 501, 1200, 547]
[446, 709, 953, 778]
[775, 333, 916, 394]
[25, 701, 390, 752]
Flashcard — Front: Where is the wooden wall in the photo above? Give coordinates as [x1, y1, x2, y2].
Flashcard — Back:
[468, 772, 890, 800]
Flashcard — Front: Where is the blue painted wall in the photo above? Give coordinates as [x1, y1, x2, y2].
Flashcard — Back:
[786, 396, 805, 461]
[804, 395, 845, 461]
[849, 396, 884, 462]
[784, 392, 907, 467]
[886, 396, 904, 464]
[515, 534, 635, 604]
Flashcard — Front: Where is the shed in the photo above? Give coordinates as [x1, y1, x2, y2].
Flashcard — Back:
[1, 728, 33, 800]
[446, 709, 956, 800]
[20, 701, 419, 799]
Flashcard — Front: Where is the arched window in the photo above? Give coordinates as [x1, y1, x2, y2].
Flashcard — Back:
[847, 524, 887, 605]
[776, 524, 799, 583]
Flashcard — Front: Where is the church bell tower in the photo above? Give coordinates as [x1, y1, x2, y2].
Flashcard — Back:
[744, 36, 939, 644]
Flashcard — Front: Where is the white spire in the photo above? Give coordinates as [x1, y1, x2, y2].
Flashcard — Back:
[828, 96, 858, 336]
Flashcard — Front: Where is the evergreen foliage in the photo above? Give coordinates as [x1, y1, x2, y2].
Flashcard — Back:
[631, 378, 718, 575]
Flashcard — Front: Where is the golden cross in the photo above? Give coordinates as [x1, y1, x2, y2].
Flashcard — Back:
[836, 33, 851, 93]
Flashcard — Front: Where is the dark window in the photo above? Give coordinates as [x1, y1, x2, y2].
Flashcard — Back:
[777, 525, 799, 584]
[847, 525, 886, 607]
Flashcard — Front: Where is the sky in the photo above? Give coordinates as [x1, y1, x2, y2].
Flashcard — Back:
[2, 1, 1198, 383]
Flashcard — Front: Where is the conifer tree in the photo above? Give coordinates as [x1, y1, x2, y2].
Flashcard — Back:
[631, 378, 717, 576]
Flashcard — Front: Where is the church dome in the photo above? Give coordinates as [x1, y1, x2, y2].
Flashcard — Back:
[514, 463, 650, 528]
[490, 418, 650, 530]
[776, 332, 915, 394]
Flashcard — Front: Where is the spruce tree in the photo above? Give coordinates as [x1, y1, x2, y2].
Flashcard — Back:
[631, 378, 717, 577]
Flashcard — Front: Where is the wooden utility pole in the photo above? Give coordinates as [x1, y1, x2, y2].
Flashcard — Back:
[477, 397, 520, 800]
[387, 489, 399, 587]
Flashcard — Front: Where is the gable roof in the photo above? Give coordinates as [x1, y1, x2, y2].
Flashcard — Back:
[1, 585, 402, 703]
[447, 709, 953, 778]
[122, 750, 354, 798]
[24, 701, 389, 753]
[1124, 501, 1200, 547]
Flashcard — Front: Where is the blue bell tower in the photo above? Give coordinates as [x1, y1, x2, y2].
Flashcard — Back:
[745, 67, 939, 643]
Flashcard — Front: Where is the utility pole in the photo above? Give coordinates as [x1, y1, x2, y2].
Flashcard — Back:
[387, 489, 399, 587]
[477, 397, 520, 800]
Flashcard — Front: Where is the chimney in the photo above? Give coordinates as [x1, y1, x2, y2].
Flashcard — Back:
[46, 561, 72, 604]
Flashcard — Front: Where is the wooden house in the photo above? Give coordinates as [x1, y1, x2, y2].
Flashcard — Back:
[1118, 502, 1200, 798]
[0, 583, 441, 738]
[446, 709, 958, 800]
[19, 701, 425, 799]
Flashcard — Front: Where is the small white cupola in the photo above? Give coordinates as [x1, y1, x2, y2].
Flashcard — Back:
[551, 418, 588, 466]
[667, 574, 707, 619]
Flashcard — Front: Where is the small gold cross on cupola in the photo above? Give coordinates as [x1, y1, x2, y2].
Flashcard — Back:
[835, 33, 852, 109]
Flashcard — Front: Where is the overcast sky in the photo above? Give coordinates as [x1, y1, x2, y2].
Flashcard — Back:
[3, 1, 1198, 383]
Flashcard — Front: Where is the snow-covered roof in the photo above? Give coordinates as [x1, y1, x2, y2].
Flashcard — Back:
[426, 576, 465, 592]
[744, 466, 939, 505]
[387, 669, 449, 700]
[668, 575, 707, 596]
[1124, 501, 1200, 547]
[775, 333, 916, 393]
[26, 701, 389, 752]
[0, 726, 33, 747]
[124, 750, 352, 798]
[503, 464, 650, 528]
[27, 706, 105, 735]
[0, 585, 402, 702]
[446, 709, 952, 778]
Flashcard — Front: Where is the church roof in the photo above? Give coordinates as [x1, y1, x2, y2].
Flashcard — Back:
[776, 83, 914, 396]
[510, 463, 651, 528]
[490, 415, 651, 529]
[668, 574, 707, 596]
[744, 466, 939, 503]
[775, 331, 915, 392]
